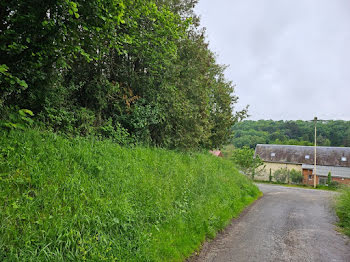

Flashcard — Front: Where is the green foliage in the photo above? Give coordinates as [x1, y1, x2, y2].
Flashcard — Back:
[231, 146, 264, 178]
[221, 144, 236, 158]
[329, 180, 340, 189]
[0, 0, 243, 150]
[290, 169, 303, 184]
[231, 120, 350, 149]
[328, 172, 332, 185]
[0, 108, 34, 131]
[0, 129, 260, 261]
[336, 187, 350, 237]
[273, 168, 288, 183]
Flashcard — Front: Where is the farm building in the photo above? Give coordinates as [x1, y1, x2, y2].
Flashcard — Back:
[254, 144, 350, 185]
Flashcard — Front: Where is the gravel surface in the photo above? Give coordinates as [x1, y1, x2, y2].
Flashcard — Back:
[191, 184, 350, 262]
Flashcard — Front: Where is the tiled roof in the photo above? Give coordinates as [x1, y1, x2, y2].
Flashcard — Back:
[255, 144, 350, 167]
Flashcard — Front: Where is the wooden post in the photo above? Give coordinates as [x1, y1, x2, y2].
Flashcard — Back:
[314, 117, 317, 188]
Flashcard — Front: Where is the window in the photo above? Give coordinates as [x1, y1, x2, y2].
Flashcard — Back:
[308, 175, 313, 180]
[341, 157, 347, 162]
[319, 177, 327, 185]
[305, 155, 310, 159]
[271, 152, 276, 157]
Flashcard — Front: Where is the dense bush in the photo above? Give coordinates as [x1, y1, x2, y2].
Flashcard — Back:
[0, 0, 246, 150]
[0, 129, 260, 261]
[290, 169, 303, 184]
[273, 168, 288, 183]
[336, 187, 350, 237]
[328, 181, 340, 189]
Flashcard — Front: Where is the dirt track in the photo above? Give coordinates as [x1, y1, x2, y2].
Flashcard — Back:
[191, 184, 350, 262]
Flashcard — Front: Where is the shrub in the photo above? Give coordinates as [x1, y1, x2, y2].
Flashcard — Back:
[290, 169, 303, 184]
[0, 107, 34, 131]
[329, 180, 339, 189]
[273, 168, 288, 183]
[328, 172, 332, 186]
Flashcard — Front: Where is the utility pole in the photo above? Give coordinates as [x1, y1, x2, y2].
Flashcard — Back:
[314, 117, 317, 188]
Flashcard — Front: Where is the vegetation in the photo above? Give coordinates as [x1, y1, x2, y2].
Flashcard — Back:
[0, 128, 260, 261]
[273, 168, 288, 183]
[0, 0, 247, 150]
[271, 168, 302, 184]
[290, 169, 303, 184]
[336, 187, 350, 237]
[231, 120, 350, 149]
[230, 146, 264, 179]
[0, 1, 262, 260]
[255, 180, 339, 191]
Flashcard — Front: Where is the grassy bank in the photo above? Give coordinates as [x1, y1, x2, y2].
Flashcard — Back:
[336, 187, 350, 237]
[0, 129, 260, 261]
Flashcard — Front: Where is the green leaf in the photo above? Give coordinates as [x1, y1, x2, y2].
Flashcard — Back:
[12, 202, 19, 209]
[0, 64, 8, 73]
[21, 109, 34, 116]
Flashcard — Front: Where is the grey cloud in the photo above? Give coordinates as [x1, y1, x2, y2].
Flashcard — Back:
[196, 0, 350, 120]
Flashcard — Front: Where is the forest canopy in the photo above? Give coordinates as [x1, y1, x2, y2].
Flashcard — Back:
[0, 0, 247, 150]
[231, 120, 350, 149]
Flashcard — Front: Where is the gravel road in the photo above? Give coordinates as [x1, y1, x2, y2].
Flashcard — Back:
[191, 184, 350, 262]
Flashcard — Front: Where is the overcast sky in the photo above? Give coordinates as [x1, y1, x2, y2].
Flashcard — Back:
[195, 0, 350, 120]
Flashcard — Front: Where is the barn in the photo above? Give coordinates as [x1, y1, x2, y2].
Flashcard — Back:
[254, 144, 350, 185]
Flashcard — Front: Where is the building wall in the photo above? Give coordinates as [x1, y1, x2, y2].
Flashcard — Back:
[302, 169, 318, 186]
[255, 162, 302, 181]
[302, 168, 350, 185]
[332, 176, 350, 185]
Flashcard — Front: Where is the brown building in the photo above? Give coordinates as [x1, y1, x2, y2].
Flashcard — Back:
[255, 144, 350, 185]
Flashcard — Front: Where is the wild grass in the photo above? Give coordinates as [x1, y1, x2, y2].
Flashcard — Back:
[336, 187, 350, 237]
[254, 180, 339, 191]
[0, 129, 260, 261]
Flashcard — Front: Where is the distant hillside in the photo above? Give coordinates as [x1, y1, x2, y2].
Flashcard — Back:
[230, 120, 350, 149]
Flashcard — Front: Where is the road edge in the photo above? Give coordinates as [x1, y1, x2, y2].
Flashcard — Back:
[186, 194, 264, 262]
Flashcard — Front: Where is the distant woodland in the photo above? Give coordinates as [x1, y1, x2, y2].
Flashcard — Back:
[231, 120, 350, 149]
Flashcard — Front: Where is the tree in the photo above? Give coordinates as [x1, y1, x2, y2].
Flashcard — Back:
[231, 120, 350, 149]
[0, 0, 246, 150]
[231, 146, 264, 179]
[328, 172, 332, 185]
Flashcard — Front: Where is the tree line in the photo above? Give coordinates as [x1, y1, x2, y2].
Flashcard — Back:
[231, 120, 350, 149]
[0, 0, 246, 150]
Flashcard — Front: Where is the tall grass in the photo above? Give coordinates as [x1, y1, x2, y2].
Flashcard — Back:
[0, 129, 260, 261]
[336, 187, 350, 237]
